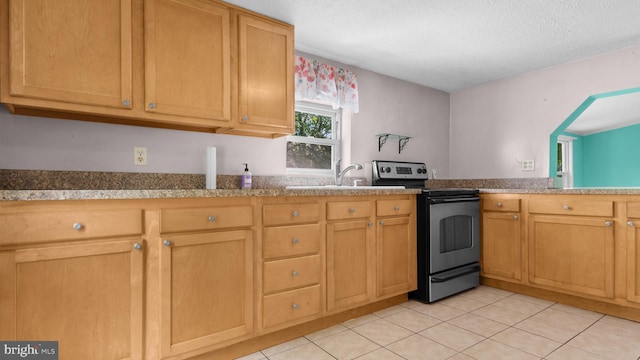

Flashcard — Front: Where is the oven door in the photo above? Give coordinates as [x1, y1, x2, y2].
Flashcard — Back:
[428, 198, 480, 274]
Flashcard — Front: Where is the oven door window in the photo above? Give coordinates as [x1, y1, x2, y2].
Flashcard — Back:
[429, 201, 480, 274]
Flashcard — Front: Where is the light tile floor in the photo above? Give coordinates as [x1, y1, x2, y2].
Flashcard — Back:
[236, 285, 640, 360]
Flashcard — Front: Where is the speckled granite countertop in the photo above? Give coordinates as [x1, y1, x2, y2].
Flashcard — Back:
[0, 188, 421, 201]
[479, 188, 640, 195]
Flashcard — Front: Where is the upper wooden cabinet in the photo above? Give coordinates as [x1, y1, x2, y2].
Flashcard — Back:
[0, 0, 294, 137]
[227, 13, 294, 137]
[5, 0, 133, 109]
[144, 0, 231, 123]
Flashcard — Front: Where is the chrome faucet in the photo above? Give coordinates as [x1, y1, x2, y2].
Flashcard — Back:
[335, 159, 363, 186]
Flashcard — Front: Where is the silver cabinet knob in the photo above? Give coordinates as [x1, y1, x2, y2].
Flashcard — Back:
[242, 115, 248, 122]
[292, 271, 299, 277]
[513, 215, 519, 220]
[380, 220, 385, 225]
[605, 221, 612, 227]
[163, 240, 171, 246]
[123, 100, 130, 107]
[368, 222, 373, 227]
[292, 210, 299, 217]
[394, 206, 400, 211]
[292, 238, 299, 244]
[292, 303, 299, 310]
[148, 102, 156, 109]
[73, 222, 83, 231]
[208, 215, 216, 222]
[349, 207, 355, 213]
[497, 202, 503, 208]
[628, 221, 635, 227]
[133, 243, 142, 250]
[564, 205, 570, 210]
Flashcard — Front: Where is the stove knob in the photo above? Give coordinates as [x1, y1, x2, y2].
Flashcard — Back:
[379, 167, 385, 173]
[385, 167, 391, 173]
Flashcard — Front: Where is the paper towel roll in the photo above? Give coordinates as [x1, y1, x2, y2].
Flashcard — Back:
[206, 147, 216, 189]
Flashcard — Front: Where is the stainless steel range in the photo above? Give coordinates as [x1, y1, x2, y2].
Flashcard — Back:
[372, 160, 480, 303]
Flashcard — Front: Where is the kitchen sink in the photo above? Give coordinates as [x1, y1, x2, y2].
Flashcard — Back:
[285, 185, 405, 190]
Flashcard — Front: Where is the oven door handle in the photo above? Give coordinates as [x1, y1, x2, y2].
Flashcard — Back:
[431, 265, 481, 283]
[430, 197, 480, 204]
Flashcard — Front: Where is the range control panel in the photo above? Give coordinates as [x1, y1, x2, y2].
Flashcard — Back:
[372, 160, 429, 180]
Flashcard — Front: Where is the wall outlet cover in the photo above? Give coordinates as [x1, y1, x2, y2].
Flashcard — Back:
[521, 159, 534, 171]
[134, 147, 147, 165]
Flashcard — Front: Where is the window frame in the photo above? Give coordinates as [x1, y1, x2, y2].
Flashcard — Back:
[557, 135, 575, 188]
[286, 101, 341, 175]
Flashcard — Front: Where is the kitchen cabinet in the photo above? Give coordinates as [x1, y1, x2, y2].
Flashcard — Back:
[376, 198, 417, 297]
[259, 199, 323, 332]
[326, 199, 376, 312]
[481, 195, 522, 282]
[4, 0, 132, 110]
[158, 203, 253, 357]
[626, 202, 640, 304]
[0, 204, 144, 360]
[0, 0, 293, 137]
[144, 0, 231, 124]
[528, 197, 615, 299]
[225, 12, 294, 137]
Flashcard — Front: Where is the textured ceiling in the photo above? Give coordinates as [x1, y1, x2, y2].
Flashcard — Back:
[224, 0, 640, 93]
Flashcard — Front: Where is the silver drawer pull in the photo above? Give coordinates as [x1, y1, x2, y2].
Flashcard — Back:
[208, 215, 216, 222]
[394, 206, 400, 211]
[163, 240, 171, 247]
[292, 238, 299, 244]
[72, 222, 83, 231]
[564, 205, 570, 210]
[292, 271, 299, 277]
[513, 215, 519, 220]
[605, 221, 612, 227]
[380, 220, 385, 225]
[628, 221, 635, 227]
[368, 222, 373, 227]
[292, 210, 299, 217]
[349, 208, 355, 213]
[292, 303, 299, 310]
[497, 202, 502, 207]
[133, 243, 142, 250]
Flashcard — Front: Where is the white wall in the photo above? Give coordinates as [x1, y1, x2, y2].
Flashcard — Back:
[450, 45, 640, 179]
[0, 54, 451, 181]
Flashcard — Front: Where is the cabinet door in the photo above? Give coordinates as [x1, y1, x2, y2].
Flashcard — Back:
[144, 0, 231, 121]
[326, 220, 375, 311]
[237, 13, 294, 133]
[8, 0, 132, 109]
[627, 220, 640, 304]
[528, 215, 615, 298]
[482, 212, 522, 281]
[377, 216, 416, 297]
[0, 240, 143, 360]
[160, 230, 253, 357]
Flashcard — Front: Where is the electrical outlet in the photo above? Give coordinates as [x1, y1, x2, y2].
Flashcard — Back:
[134, 147, 147, 165]
[521, 159, 534, 171]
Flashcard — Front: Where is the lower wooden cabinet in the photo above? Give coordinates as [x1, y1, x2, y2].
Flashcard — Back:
[376, 216, 416, 297]
[159, 229, 253, 357]
[481, 212, 522, 282]
[0, 239, 144, 360]
[626, 216, 640, 304]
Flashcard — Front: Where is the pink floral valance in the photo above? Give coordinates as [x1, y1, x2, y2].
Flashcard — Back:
[294, 56, 359, 113]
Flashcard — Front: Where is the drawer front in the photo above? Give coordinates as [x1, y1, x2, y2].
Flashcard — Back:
[327, 201, 372, 220]
[0, 209, 143, 245]
[529, 198, 613, 217]
[628, 202, 640, 218]
[377, 199, 413, 217]
[263, 255, 321, 294]
[482, 198, 520, 212]
[263, 203, 320, 226]
[161, 206, 252, 233]
[263, 285, 321, 328]
[263, 224, 321, 259]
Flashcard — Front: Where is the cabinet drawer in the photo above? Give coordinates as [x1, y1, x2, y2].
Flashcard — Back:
[528, 198, 613, 217]
[377, 199, 413, 217]
[482, 198, 520, 212]
[161, 206, 252, 233]
[263, 224, 320, 259]
[0, 209, 143, 245]
[263, 203, 320, 226]
[263, 255, 321, 294]
[628, 202, 640, 218]
[327, 201, 372, 220]
[263, 285, 321, 328]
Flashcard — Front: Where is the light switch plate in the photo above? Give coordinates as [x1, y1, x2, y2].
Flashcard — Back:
[521, 159, 534, 171]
